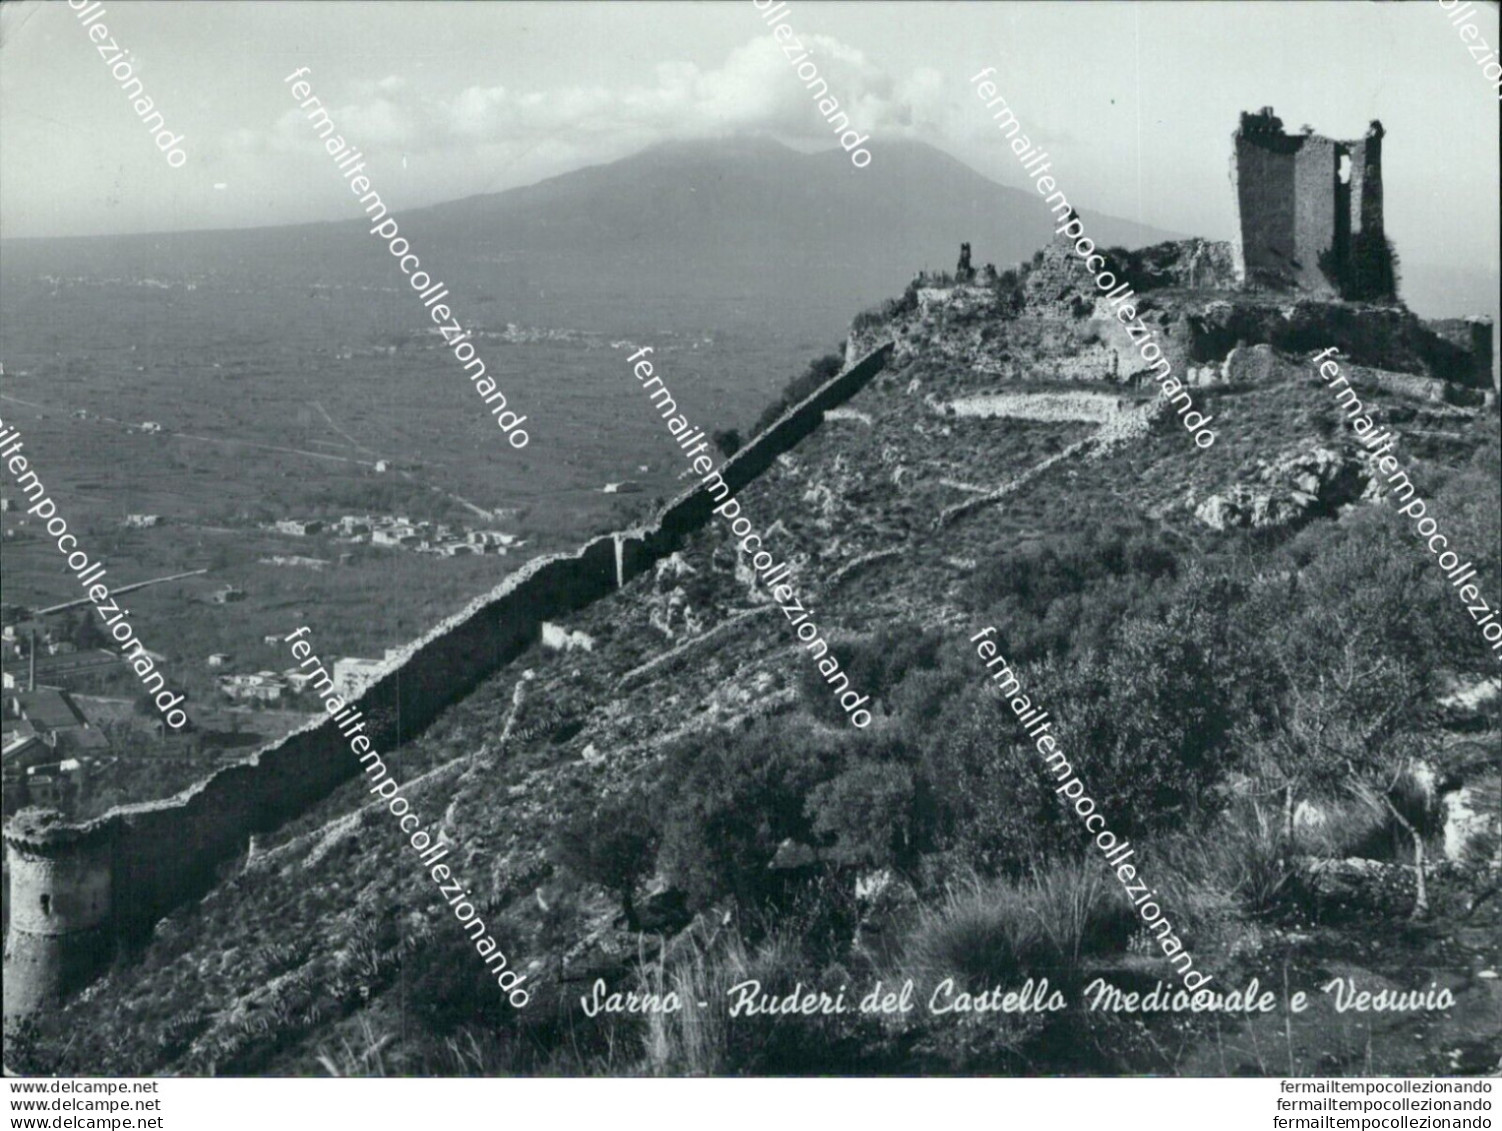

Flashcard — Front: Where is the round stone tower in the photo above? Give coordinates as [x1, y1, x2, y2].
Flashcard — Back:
[3, 809, 113, 1022]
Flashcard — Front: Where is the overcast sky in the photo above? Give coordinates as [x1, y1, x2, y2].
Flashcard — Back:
[1, 0, 1497, 282]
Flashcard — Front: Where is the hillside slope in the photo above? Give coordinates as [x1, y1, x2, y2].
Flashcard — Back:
[10, 235, 1500, 1078]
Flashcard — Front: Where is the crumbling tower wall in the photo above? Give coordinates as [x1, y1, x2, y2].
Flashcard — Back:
[1232, 108, 1391, 299]
[1349, 126, 1384, 248]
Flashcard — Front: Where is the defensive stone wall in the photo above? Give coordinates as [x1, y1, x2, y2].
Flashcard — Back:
[2, 343, 894, 1021]
[1170, 301, 1492, 388]
[945, 390, 1140, 424]
[1424, 317, 1497, 393]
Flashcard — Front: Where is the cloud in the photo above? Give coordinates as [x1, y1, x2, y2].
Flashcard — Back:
[263, 34, 948, 157]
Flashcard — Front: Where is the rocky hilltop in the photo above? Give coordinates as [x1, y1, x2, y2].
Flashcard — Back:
[8, 224, 1500, 1077]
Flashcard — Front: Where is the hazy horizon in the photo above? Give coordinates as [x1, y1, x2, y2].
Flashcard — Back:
[2, 2, 1496, 265]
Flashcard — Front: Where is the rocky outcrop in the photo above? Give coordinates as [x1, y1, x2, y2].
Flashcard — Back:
[1298, 857, 1419, 917]
[541, 623, 595, 653]
[1222, 343, 1284, 385]
[1443, 779, 1500, 865]
[1195, 488, 1308, 532]
[1174, 298, 1492, 388]
[847, 226, 1492, 401]
[1195, 446, 1369, 530]
[1110, 238, 1240, 292]
[1424, 317, 1496, 394]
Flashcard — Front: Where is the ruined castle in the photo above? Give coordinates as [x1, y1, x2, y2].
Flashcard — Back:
[867, 110, 1490, 394]
[3, 109, 1494, 1027]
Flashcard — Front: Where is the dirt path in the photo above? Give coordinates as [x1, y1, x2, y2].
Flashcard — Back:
[311, 400, 376, 455]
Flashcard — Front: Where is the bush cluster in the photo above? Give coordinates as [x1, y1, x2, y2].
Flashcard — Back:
[849, 281, 921, 335]
[750, 352, 847, 438]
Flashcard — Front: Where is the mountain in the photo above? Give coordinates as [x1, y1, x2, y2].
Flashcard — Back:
[400, 135, 1182, 334]
[0, 138, 1181, 344]
[5, 137, 1490, 342]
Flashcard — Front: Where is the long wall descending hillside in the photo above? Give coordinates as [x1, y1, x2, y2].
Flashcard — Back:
[1, 343, 895, 1022]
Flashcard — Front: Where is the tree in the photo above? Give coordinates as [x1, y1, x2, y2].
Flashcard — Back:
[657, 719, 844, 910]
[751, 352, 848, 437]
[1318, 232, 1397, 302]
[551, 789, 660, 930]
[711, 428, 742, 458]
[806, 761, 916, 868]
[67, 611, 108, 651]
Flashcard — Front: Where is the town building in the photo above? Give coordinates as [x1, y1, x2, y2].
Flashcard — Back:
[282, 668, 319, 694]
[259, 555, 331, 570]
[8, 688, 89, 736]
[1, 688, 110, 808]
[272, 519, 323, 537]
[217, 672, 285, 704]
[332, 649, 403, 698]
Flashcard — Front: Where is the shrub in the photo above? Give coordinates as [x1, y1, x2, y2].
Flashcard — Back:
[641, 924, 859, 1075]
[850, 282, 921, 333]
[314, 1017, 392, 1077]
[1317, 231, 1397, 302]
[66, 609, 110, 650]
[990, 263, 1031, 314]
[711, 428, 742, 458]
[1033, 607, 1236, 833]
[1157, 803, 1294, 917]
[657, 718, 844, 911]
[964, 518, 1180, 635]
[1232, 507, 1459, 855]
[404, 916, 521, 1034]
[806, 761, 917, 868]
[912, 683, 1078, 875]
[750, 352, 846, 437]
[797, 624, 943, 726]
[898, 859, 1135, 993]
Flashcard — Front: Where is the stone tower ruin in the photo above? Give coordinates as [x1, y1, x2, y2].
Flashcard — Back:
[3, 813, 114, 1021]
[956, 242, 975, 282]
[1231, 107, 1392, 300]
